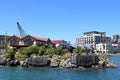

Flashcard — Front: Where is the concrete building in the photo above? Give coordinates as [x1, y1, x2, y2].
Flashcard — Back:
[96, 43, 112, 54]
[112, 34, 120, 43]
[110, 34, 120, 53]
[111, 43, 120, 53]
[76, 31, 111, 49]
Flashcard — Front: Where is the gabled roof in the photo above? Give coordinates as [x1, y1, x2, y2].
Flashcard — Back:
[51, 40, 64, 44]
[8, 35, 22, 40]
[23, 35, 50, 42]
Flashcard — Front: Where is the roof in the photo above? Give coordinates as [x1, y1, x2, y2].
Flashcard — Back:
[8, 35, 22, 40]
[83, 31, 105, 35]
[23, 35, 50, 42]
[51, 40, 64, 44]
[8, 35, 51, 42]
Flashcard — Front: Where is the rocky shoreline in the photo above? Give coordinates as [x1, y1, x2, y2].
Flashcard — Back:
[0, 53, 117, 69]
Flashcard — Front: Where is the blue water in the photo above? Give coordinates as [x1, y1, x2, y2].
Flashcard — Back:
[0, 56, 120, 80]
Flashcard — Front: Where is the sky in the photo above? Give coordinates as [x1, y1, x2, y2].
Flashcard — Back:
[0, 0, 120, 43]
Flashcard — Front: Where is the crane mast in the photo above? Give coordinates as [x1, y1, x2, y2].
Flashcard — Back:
[17, 22, 27, 37]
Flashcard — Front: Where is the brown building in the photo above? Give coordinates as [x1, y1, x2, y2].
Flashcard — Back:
[7, 35, 54, 48]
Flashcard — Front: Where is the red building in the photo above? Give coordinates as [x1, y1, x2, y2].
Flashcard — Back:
[8, 35, 54, 48]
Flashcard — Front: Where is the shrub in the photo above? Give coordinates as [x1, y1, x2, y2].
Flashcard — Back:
[61, 55, 70, 60]
[5, 47, 17, 60]
[39, 46, 46, 56]
[18, 46, 39, 57]
[54, 46, 63, 55]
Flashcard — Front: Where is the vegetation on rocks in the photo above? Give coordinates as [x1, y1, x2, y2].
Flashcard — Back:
[1, 45, 117, 68]
[5, 47, 17, 60]
[73, 46, 90, 54]
[4, 46, 69, 61]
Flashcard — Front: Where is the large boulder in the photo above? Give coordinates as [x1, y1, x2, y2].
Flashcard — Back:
[59, 58, 77, 68]
[0, 56, 6, 65]
[50, 61, 59, 67]
[20, 60, 28, 68]
[6, 59, 20, 66]
[50, 55, 61, 67]
[106, 61, 117, 68]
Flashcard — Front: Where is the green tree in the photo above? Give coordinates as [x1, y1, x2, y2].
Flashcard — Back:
[5, 47, 17, 60]
[39, 46, 46, 56]
[18, 46, 39, 57]
[73, 46, 85, 54]
[54, 46, 63, 55]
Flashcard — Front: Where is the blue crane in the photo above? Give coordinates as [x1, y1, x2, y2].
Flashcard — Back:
[17, 22, 27, 37]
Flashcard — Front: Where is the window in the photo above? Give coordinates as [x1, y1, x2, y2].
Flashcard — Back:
[24, 38, 34, 45]
[10, 38, 19, 45]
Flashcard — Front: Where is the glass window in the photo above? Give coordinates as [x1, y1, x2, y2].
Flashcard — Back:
[10, 38, 19, 45]
[24, 38, 33, 45]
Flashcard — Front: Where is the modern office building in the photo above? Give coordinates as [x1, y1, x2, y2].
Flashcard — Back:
[76, 31, 111, 49]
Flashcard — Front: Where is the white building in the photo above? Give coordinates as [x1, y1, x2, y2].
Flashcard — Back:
[51, 40, 70, 49]
[76, 31, 111, 49]
[96, 43, 112, 54]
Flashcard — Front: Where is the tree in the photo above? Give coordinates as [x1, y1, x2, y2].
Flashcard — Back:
[39, 46, 46, 56]
[18, 46, 39, 57]
[5, 47, 17, 60]
[54, 46, 63, 55]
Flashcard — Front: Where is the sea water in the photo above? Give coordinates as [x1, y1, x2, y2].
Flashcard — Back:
[0, 56, 120, 80]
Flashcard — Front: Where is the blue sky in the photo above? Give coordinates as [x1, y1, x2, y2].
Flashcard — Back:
[0, 0, 120, 43]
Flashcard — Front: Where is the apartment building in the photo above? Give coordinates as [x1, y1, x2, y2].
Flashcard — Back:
[76, 31, 111, 49]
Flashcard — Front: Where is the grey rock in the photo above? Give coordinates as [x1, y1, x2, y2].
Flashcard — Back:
[27, 57, 49, 66]
[20, 60, 28, 67]
[106, 62, 117, 68]
[50, 61, 59, 67]
[0, 56, 6, 65]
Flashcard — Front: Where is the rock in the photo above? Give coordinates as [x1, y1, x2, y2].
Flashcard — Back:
[50, 61, 59, 67]
[91, 65, 101, 69]
[20, 61, 24, 66]
[7, 60, 19, 66]
[14, 59, 20, 65]
[52, 55, 61, 59]
[71, 64, 77, 68]
[20, 60, 28, 68]
[106, 62, 117, 68]
[0, 56, 6, 65]
[59, 58, 77, 68]
[59, 60, 65, 67]
[7, 60, 15, 66]
[27, 57, 49, 66]
[78, 66, 85, 70]
[50, 55, 61, 67]
[98, 61, 105, 67]
[64, 58, 72, 68]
